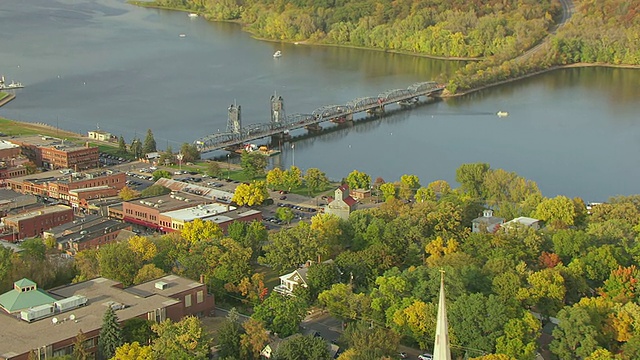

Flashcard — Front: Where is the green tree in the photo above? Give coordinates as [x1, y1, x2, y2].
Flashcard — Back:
[232, 181, 269, 206]
[266, 167, 285, 189]
[307, 261, 341, 299]
[118, 186, 140, 201]
[495, 312, 541, 360]
[142, 129, 157, 154]
[241, 151, 267, 179]
[533, 195, 576, 228]
[140, 184, 171, 198]
[449, 293, 511, 353]
[261, 222, 328, 273]
[158, 146, 174, 167]
[240, 318, 270, 360]
[133, 263, 165, 285]
[274, 334, 332, 360]
[550, 306, 600, 359]
[218, 308, 242, 359]
[318, 283, 371, 321]
[72, 249, 100, 283]
[391, 300, 436, 350]
[379, 182, 396, 201]
[282, 166, 302, 192]
[130, 138, 142, 159]
[455, 163, 490, 198]
[398, 174, 421, 200]
[152, 169, 172, 181]
[98, 241, 142, 286]
[179, 143, 201, 163]
[122, 317, 155, 345]
[72, 330, 90, 360]
[19, 238, 46, 261]
[112, 342, 153, 360]
[252, 292, 308, 337]
[152, 316, 211, 360]
[346, 170, 371, 190]
[98, 307, 124, 360]
[181, 218, 223, 244]
[276, 206, 295, 224]
[304, 167, 330, 195]
[118, 135, 127, 154]
[342, 320, 400, 357]
[206, 161, 222, 177]
[0, 246, 14, 288]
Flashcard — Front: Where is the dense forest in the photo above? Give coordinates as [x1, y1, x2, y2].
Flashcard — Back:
[5, 163, 640, 359]
[151, 0, 560, 58]
[140, 0, 640, 94]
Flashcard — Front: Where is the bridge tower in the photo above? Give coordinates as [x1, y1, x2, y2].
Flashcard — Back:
[227, 102, 241, 134]
[270, 93, 285, 126]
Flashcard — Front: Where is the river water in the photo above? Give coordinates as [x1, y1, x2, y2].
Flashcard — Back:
[1, 0, 639, 202]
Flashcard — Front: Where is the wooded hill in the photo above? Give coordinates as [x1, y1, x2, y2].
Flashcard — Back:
[155, 0, 560, 58]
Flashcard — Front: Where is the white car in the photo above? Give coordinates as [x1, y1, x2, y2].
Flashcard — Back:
[418, 354, 433, 360]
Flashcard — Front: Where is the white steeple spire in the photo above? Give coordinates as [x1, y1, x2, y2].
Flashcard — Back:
[433, 269, 451, 360]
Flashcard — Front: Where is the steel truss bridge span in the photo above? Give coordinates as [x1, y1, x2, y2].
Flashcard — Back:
[194, 81, 443, 153]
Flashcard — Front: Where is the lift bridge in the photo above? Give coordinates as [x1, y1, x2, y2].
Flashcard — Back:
[194, 81, 443, 153]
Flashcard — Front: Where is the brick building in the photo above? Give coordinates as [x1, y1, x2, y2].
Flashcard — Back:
[8, 136, 99, 171]
[52, 218, 132, 253]
[0, 275, 214, 360]
[2, 205, 74, 241]
[115, 193, 262, 234]
[6, 170, 126, 209]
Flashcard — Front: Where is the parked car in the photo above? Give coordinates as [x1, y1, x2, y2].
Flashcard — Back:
[418, 354, 433, 360]
[280, 196, 287, 200]
[399, 352, 408, 359]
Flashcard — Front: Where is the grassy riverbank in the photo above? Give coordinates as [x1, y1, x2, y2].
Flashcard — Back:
[0, 117, 83, 139]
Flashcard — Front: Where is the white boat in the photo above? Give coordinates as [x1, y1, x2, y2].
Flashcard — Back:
[179, 34, 186, 38]
[497, 111, 509, 118]
[188, 13, 198, 18]
[0, 77, 24, 90]
[273, 50, 282, 58]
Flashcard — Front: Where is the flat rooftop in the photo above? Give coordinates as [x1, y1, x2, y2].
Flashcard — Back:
[0, 140, 19, 150]
[56, 219, 128, 246]
[131, 192, 206, 212]
[0, 277, 180, 359]
[155, 178, 234, 201]
[69, 185, 112, 194]
[43, 214, 101, 237]
[127, 275, 204, 298]
[8, 136, 89, 152]
[162, 203, 236, 222]
[8, 169, 122, 185]
[3, 205, 72, 222]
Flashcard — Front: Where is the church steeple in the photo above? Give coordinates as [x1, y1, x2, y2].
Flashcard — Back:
[433, 270, 451, 360]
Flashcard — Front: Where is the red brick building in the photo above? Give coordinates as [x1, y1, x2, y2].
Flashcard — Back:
[8, 136, 99, 171]
[0, 275, 214, 360]
[7, 170, 126, 209]
[2, 205, 74, 241]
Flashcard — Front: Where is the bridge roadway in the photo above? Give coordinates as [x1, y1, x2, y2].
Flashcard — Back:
[194, 82, 444, 153]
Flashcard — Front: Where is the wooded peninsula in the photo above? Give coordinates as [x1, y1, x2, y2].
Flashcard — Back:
[136, 0, 640, 94]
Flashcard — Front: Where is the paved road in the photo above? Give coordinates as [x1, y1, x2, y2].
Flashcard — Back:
[516, 0, 574, 62]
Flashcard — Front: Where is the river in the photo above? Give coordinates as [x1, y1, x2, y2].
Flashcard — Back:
[1, 0, 639, 202]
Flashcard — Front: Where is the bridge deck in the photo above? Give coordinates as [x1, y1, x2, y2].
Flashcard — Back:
[195, 83, 444, 153]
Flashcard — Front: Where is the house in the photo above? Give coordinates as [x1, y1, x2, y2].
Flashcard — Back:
[503, 216, 542, 230]
[87, 130, 112, 142]
[471, 209, 504, 233]
[274, 267, 309, 296]
[324, 185, 357, 220]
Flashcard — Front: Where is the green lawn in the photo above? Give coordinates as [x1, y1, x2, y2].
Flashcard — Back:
[0, 92, 8, 101]
[0, 118, 82, 138]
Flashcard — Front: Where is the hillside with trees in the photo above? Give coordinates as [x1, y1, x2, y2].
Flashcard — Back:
[140, 0, 640, 95]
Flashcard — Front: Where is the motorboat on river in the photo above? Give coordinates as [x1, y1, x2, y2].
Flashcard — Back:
[497, 111, 509, 118]
[273, 50, 282, 58]
[188, 13, 198, 18]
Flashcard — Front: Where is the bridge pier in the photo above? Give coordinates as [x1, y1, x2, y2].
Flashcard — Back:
[271, 131, 291, 143]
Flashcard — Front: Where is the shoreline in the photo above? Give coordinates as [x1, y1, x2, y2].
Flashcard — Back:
[0, 93, 16, 107]
[440, 62, 640, 98]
